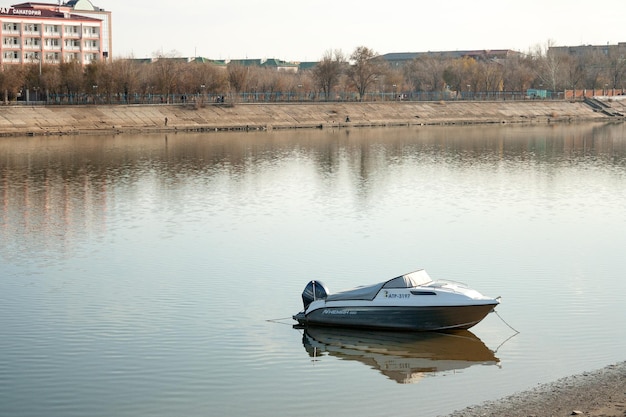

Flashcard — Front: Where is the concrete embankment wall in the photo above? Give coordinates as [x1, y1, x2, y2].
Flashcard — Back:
[0, 100, 621, 137]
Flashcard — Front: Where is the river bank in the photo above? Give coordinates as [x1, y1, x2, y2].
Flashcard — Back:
[445, 361, 626, 417]
[1, 99, 624, 137]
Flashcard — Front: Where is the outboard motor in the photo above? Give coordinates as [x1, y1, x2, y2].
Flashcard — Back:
[301, 280, 329, 309]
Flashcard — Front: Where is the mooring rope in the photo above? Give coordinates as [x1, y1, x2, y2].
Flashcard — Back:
[266, 317, 294, 325]
[494, 309, 520, 334]
[490, 308, 521, 353]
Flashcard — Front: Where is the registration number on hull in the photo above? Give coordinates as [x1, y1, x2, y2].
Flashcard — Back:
[384, 291, 410, 299]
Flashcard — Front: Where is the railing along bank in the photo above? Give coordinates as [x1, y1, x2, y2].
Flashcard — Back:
[11, 89, 625, 105]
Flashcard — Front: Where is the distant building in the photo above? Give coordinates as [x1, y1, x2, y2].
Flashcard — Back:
[228, 57, 299, 72]
[190, 56, 227, 66]
[0, 0, 111, 67]
[297, 61, 318, 71]
[124, 56, 228, 68]
[548, 42, 626, 57]
[381, 49, 522, 68]
[123, 56, 300, 72]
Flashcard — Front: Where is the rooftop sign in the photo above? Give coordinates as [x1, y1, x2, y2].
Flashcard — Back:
[0, 7, 43, 16]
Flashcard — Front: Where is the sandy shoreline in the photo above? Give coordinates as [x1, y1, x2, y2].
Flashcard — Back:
[444, 361, 626, 417]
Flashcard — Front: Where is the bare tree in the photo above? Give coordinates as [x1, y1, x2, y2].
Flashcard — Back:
[0, 65, 25, 104]
[444, 57, 475, 96]
[382, 68, 404, 99]
[467, 60, 484, 96]
[22, 63, 42, 101]
[58, 60, 83, 102]
[110, 58, 141, 103]
[227, 63, 249, 100]
[277, 70, 303, 101]
[84, 60, 114, 103]
[312, 49, 346, 101]
[294, 70, 314, 100]
[561, 54, 585, 98]
[256, 67, 284, 101]
[150, 52, 183, 102]
[606, 47, 626, 90]
[418, 56, 446, 91]
[534, 40, 566, 91]
[194, 62, 228, 94]
[346, 46, 388, 101]
[502, 54, 535, 95]
[403, 59, 425, 93]
[39, 64, 61, 102]
[480, 60, 504, 97]
[580, 49, 607, 94]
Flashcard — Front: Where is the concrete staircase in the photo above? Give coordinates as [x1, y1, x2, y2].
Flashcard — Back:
[583, 98, 625, 117]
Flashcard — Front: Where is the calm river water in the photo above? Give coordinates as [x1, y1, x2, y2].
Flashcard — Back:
[1, 123, 625, 417]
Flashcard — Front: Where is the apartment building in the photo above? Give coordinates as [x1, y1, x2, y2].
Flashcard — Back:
[0, 0, 111, 67]
[549, 42, 626, 58]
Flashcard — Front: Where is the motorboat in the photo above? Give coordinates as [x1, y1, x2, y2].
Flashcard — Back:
[300, 327, 499, 383]
[293, 269, 499, 331]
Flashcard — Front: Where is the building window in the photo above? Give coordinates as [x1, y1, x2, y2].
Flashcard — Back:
[45, 52, 60, 61]
[65, 39, 80, 48]
[3, 23, 19, 31]
[3, 37, 19, 45]
[25, 38, 41, 47]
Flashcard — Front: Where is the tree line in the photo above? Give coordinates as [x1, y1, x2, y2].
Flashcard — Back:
[2, 41, 625, 105]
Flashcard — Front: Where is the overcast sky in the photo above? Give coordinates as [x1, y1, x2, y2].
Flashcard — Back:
[103, 0, 625, 61]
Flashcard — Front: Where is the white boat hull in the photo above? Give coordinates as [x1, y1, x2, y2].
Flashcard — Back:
[294, 303, 497, 331]
[293, 269, 499, 331]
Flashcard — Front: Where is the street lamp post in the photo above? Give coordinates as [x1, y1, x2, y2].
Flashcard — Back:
[39, 49, 42, 76]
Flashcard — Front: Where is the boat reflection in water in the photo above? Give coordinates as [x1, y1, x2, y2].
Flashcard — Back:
[299, 327, 500, 384]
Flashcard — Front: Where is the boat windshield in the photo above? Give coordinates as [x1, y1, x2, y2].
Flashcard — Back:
[382, 270, 432, 288]
[326, 270, 432, 302]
